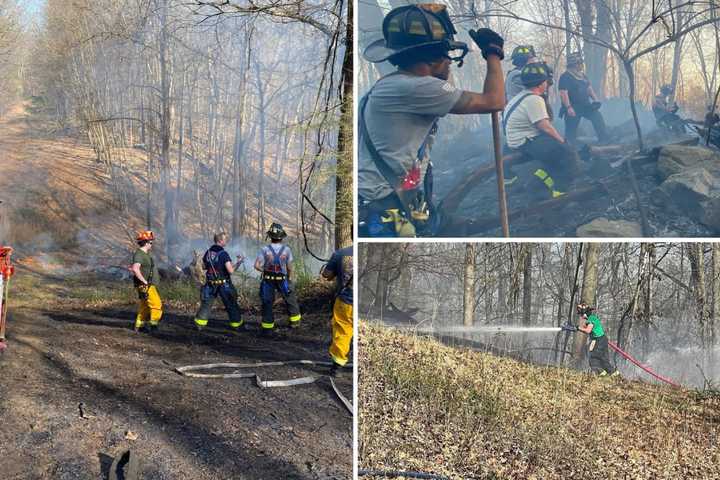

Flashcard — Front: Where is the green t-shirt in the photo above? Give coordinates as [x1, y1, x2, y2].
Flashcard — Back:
[132, 249, 158, 287]
[586, 314, 605, 339]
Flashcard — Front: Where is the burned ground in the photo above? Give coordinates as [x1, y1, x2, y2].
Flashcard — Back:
[0, 271, 352, 480]
[431, 108, 718, 237]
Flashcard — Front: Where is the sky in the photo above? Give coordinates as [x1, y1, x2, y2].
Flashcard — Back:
[17, 0, 44, 27]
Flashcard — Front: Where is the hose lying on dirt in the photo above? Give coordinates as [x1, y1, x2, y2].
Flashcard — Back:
[358, 469, 450, 479]
[175, 360, 353, 414]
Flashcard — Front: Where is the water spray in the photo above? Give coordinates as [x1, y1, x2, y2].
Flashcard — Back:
[416, 324, 578, 334]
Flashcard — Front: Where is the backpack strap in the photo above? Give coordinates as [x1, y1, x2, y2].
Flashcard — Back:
[268, 245, 286, 273]
[502, 92, 535, 135]
[359, 87, 436, 216]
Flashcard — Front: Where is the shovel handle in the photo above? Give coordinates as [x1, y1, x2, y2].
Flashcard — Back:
[491, 111, 510, 237]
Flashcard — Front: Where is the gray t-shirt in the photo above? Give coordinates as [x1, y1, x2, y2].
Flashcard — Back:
[505, 68, 524, 101]
[504, 90, 548, 149]
[358, 72, 463, 201]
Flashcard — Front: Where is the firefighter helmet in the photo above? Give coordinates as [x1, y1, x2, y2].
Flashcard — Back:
[266, 223, 287, 241]
[364, 4, 468, 65]
[510, 45, 536, 67]
[520, 61, 551, 87]
[660, 84, 673, 95]
[567, 51, 584, 66]
[136, 230, 155, 242]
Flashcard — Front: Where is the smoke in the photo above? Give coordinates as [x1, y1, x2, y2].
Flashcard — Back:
[621, 345, 720, 390]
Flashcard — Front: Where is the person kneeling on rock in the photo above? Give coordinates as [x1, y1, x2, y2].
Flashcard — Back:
[576, 303, 619, 377]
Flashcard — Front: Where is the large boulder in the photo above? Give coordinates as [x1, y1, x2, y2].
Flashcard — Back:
[656, 145, 720, 180]
[576, 217, 643, 237]
[652, 145, 720, 233]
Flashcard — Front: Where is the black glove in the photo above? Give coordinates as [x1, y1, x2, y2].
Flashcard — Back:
[137, 284, 149, 300]
[591, 101, 602, 111]
[468, 28, 505, 60]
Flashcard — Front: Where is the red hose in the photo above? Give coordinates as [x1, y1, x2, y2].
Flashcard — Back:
[608, 340, 681, 388]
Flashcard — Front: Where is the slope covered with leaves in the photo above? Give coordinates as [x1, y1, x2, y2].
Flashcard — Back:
[359, 322, 720, 480]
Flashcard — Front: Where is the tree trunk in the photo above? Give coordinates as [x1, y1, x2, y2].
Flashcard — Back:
[689, 243, 708, 349]
[463, 243, 476, 326]
[334, 2, 353, 249]
[573, 243, 599, 366]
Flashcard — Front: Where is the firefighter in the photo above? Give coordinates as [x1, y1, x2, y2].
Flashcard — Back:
[254, 223, 301, 334]
[321, 244, 353, 375]
[193, 232, 245, 332]
[130, 231, 162, 332]
[506, 45, 536, 100]
[653, 84, 684, 133]
[358, 3, 505, 237]
[559, 52, 610, 145]
[503, 61, 579, 198]
[576, 303, 619, 377]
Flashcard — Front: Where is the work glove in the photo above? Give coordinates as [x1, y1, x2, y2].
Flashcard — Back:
[137, 284, 149, 301]
[591, 101, 602, 111]
[468, 28, 505, 60]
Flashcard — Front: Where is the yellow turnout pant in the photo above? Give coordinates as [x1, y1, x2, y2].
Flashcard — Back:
[135, 285, 163, 329]
[329, 298, 353, 366]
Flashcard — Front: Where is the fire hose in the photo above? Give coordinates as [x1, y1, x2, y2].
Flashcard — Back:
[175, 360, 353, 414]
[608, 340, 680, 388]
[0, 246, 14, 353]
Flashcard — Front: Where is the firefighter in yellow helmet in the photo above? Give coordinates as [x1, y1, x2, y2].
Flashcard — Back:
[130, 231, 162, 332]
[321, 244, 353, 375]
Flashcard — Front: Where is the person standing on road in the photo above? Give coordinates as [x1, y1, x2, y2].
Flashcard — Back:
[358, 3, 505, 237]
[131, 231, 162, 332]
[193, 232, 245, 332]
[254, 223, 302, 335]
[321, 244, 353, 375]
[576, 303, 619, 377]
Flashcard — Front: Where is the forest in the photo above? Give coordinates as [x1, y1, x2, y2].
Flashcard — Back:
[358, 1, 720, 236]
[1, 0, 351, 262]
[360, 242, 719, 388]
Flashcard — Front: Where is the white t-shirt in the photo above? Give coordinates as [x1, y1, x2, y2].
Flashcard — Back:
[503, 90, 548, 149]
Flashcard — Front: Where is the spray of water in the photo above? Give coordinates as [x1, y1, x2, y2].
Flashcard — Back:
[416, 325, 562, 334]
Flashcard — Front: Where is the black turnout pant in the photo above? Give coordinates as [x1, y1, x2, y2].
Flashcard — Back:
[564, 108, 610, 145]
[519, 135, 579, 191]
[588, 335, 616, 374]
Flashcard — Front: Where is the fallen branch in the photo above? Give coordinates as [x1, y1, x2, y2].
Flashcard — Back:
[438, 184, 602, 236]
[439, 152, 524, 213]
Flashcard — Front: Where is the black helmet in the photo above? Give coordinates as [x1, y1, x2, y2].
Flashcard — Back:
[576, 303, 595, 316]
[567, 51, 584, 66]
[660, 84, 673, 95]
[364, 4, 468, 66]
[520, 62, 551, 87]
[510, 45, 536, 67]
[266, 223, 287, 241]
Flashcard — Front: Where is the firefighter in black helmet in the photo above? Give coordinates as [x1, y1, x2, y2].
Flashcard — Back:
[358, 3, 506, 238]
[506, 45, 536, 100]
[254, 223, 301, 334]
[503, 62, 579, 198]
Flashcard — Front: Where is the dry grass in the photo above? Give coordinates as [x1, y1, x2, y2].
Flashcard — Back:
[359, 322, 720, 480]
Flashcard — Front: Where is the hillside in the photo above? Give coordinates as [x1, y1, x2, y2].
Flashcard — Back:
[358, 322, 720, 480]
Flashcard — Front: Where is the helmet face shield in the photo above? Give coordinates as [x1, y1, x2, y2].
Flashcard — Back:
[445, 40, 468, 66]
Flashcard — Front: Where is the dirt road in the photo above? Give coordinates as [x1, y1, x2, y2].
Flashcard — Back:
[0, 104, 352, 479]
